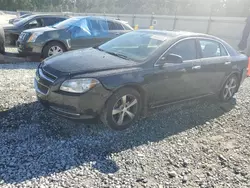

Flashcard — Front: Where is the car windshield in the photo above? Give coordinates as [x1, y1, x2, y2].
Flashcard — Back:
[98, 31, 167, 62]
[52, 17, 81, 29]
[14, 15, 35, 26]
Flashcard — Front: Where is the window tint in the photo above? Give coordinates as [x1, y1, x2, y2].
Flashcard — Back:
[199, 40, 227, 58]
[108, 21, 124, 30]
[168, 39, 197, 61]
[122, 23, 133, 30]
[114, 23, 124, 30]
[43, 17, 65, 26]
[25, 18, 44, 29]
[220, 44, 228, 56]
[43, 18, 58, 26]
[108, 21, 116, 30]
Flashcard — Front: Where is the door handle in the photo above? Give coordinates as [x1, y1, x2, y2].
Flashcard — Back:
[192, 65, 201, 70]
[225, 61, 231, 65]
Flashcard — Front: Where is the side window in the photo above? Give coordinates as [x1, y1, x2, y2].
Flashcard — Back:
[25, 18, 44, 29]
[122, 23, 133, 30]
[43, 17, 64, 26]
[108, 21, 124, 30]
[167, 39, 197, 61]
[114, 23, 124, 30]
[199, 40, 226, 58]
[107, 21, 116, 30]
[220, 44, 228, 56]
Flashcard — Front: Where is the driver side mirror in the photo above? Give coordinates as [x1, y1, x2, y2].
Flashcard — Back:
[158, 53, 183, 67]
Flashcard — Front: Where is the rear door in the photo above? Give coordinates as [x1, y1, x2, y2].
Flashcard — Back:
[197, 38, 232, 94]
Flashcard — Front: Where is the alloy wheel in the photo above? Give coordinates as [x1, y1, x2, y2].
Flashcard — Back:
[112, 95, 138, 126]
[223, 76, 237, 100]
[48, 46, 63, 57]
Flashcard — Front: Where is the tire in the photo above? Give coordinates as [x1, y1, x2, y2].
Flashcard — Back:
[0, 43, 4, 54]
[101, 88, 142, 131]
[42, 41, 66, 58]
[219, 74, 239, 102]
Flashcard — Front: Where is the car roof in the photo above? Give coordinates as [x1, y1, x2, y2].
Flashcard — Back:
[70, 16, 129, 23]
[29, 14, 68, 19]
[136, 29, 222, 41]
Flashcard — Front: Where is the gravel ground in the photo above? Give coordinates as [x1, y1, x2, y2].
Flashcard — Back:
[0, 63, 250, 188]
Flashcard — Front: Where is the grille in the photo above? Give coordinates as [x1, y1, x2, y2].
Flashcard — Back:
[42, 68, 57, 81]
[38, 68, 57, 83]
[18, 33, 27, 41]
[37, 82, 49, 94]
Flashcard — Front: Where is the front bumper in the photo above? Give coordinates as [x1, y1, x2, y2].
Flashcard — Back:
[34, 68, 112, 119]
[17, 41, 43, 56]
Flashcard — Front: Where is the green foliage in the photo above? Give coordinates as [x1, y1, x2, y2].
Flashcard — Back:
[0, 0, 249, 17]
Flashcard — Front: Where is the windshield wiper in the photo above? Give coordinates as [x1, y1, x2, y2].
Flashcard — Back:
[93, 47, 131, 60]
[93, 46, 103, 51]
[105, 51, 131, 60]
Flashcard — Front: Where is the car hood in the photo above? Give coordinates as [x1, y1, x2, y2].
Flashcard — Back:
[3, 24, 17, 30]
[42, 48, 137, 76]
[24, 26, 57, 33]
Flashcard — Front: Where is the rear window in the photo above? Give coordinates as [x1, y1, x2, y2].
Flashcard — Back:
[122, 23, 133, 30]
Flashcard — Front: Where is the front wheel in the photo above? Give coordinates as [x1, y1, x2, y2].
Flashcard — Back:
[219, 74, 239, 102]
[42, 41, 66, 58]
[101, 88, 142, 131]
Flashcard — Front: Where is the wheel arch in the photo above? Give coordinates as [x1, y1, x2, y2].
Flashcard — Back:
[42, 40, 68, 57]
[220, 71, 241, 92]
[105, 84, 148, 117]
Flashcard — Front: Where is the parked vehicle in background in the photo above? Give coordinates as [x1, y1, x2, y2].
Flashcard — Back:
[9, 13, 33, 24]
[35, 30, 248, 130]
[17, 16, 133, 58]
[4, 14, 67, 45]
[0, 26, 5, 54]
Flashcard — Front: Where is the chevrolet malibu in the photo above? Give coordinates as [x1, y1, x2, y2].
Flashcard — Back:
[35, 30, 248, 130]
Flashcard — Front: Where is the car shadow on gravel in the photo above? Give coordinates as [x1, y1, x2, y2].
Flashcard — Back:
[0, 97, 236, 184]
[0, 62, 39, 69]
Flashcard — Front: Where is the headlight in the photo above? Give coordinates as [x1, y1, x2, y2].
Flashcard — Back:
[60, 78, 99, 93]
[27, 32, 43, 42]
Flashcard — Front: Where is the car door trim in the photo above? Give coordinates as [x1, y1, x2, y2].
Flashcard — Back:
[154, 37, 230, 67]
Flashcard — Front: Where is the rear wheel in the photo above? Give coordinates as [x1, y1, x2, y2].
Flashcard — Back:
[219, 74, 239, 102]
[42, 41, 66, 58]
[101, 88, 142, 131]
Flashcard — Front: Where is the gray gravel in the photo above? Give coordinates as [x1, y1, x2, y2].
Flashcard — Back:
[0, 63, 250, 188]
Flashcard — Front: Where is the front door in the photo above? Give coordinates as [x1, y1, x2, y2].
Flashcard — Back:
[148, 39, 204, 105]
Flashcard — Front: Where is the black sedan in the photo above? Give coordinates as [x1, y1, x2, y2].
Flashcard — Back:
[4, 14, 67, 45]
[35, 30, 248, 130]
